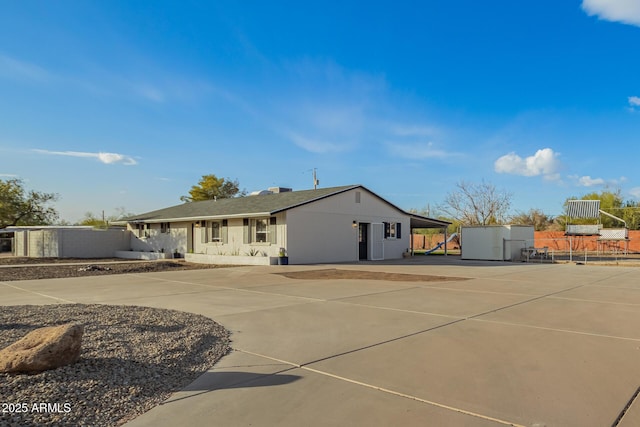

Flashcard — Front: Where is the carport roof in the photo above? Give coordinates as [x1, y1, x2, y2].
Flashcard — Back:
[409, 214, 451, 229]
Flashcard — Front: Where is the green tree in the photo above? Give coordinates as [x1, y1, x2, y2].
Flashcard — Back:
[0, 178, 58, 229]
[439, 180, 512, 226]
[621, 200, 640, 230]
[0, 178, 58, 228]
[180, 174, 246, 202]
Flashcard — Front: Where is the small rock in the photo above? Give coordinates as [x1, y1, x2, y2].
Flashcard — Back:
[0, 323, 84, 373]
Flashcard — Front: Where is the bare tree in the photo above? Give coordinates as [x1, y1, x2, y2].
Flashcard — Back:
[439, 180, 512, 226]
[511, 209, 556, 231]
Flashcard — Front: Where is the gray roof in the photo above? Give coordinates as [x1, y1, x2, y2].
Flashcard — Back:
[119, 184, 450, 228]
[121, 185, 360, 222]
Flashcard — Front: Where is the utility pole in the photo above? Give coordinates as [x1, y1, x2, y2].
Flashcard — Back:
[313, 168, 319, 189]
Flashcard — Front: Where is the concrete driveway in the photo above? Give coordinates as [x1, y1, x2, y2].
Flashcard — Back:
[2, 258, 640, 426]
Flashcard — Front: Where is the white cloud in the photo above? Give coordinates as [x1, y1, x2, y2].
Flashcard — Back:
[494, 148, 561, 180]
[629, 96, 640, 106]
[32, 149, 137, 165]
[578, 175, 605, 187]
[571, 175, 625, 187]
[0, 173, 19, 178]
[582, 0, 640, 27]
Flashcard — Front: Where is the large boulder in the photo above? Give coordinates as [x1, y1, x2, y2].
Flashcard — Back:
[0, 323, 84, 373]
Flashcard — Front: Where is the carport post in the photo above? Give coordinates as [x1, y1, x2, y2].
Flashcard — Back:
[443, 227, 448, 256]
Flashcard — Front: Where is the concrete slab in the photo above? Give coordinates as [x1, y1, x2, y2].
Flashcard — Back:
[551, 285, 640, 305]
[103, 288, 316, 317]
[0, 281, 67, 305]
[244, 279, 419, 301]
[3, 261, 640, 426]
[481, 297, 640, 340]
[420, 276, 582, 297]
[335, 286, 534, 318]
[309, 320, 640, 427]
[217, 301, 456, 365]
[126, 351, 506, 427]
[618, 389, 640, 427]
[140, 266, 302, 289]
[5, 274, 226, 304]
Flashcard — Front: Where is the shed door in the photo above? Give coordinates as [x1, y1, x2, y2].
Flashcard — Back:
[371, 223, 384, 260]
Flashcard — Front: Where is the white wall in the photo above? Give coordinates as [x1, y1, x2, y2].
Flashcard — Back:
[191, 213, 286, 257]
[129, 222, 189, 255]
[59, 229, 130, 258]
[14, 228, 130, 258]
[461, 225, 534, 261]
[286, 188, 410, 264]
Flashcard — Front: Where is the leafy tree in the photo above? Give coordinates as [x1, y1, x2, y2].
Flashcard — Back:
[180, 174, 246, 202]
[439, 180, 512, 226]
[511, 209, 556, 231]
[621, 200, 640, 230]
[0, 178, 58, 229]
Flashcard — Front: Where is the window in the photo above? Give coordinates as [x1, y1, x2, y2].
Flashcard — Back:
[161, 222, 170, 233]
[254, 218, 269, 242]
[211, 221, 221, 242]
[135, 223, 150, 238]
[244, 217, 277, 244]
[383, 222, 402, 239]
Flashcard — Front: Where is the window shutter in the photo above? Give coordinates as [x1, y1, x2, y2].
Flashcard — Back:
[269, 217, 277, 244]
[397, 222, 401, 239]
[243, 219, 250, 244]
[201, 221, 207, 243]
[222, 219, 228, 244]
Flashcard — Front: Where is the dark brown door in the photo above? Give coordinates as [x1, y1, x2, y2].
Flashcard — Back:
[359, 223, 368, 260]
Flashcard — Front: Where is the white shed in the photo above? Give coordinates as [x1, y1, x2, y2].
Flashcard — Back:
[461, 225, 534, 261]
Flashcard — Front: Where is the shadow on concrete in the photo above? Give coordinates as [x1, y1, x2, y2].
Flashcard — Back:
[161, 369, 302, 405]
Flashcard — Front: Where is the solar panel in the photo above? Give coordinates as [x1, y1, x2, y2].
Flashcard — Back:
[566, 200, 600, 219]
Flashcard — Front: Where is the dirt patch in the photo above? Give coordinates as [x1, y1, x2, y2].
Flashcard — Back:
[0, 259, 235, 282]
[275, 268, 469, 282]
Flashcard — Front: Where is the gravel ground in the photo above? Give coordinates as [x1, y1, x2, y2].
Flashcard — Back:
[0, 258, 232, 282]
[0, 304, 230, 427]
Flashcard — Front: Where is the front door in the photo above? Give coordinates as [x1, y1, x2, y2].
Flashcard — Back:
[359, 223, 368, 260]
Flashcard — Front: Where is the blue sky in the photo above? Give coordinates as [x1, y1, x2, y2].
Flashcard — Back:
[2, 0, 640, 222]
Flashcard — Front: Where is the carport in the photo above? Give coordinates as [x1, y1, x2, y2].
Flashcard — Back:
[409, 214, 452, 255]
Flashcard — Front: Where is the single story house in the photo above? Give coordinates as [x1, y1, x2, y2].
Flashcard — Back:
[117, 185, 450, 265]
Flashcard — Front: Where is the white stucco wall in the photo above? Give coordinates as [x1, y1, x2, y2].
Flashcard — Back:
[190, 214, 286, 258]
[461, 225, 534, 261]
[129, 222, 189, 255]
[59, 228, 130, 258]
[14, 228, 130, 258]
[285, 188, 410, 264]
